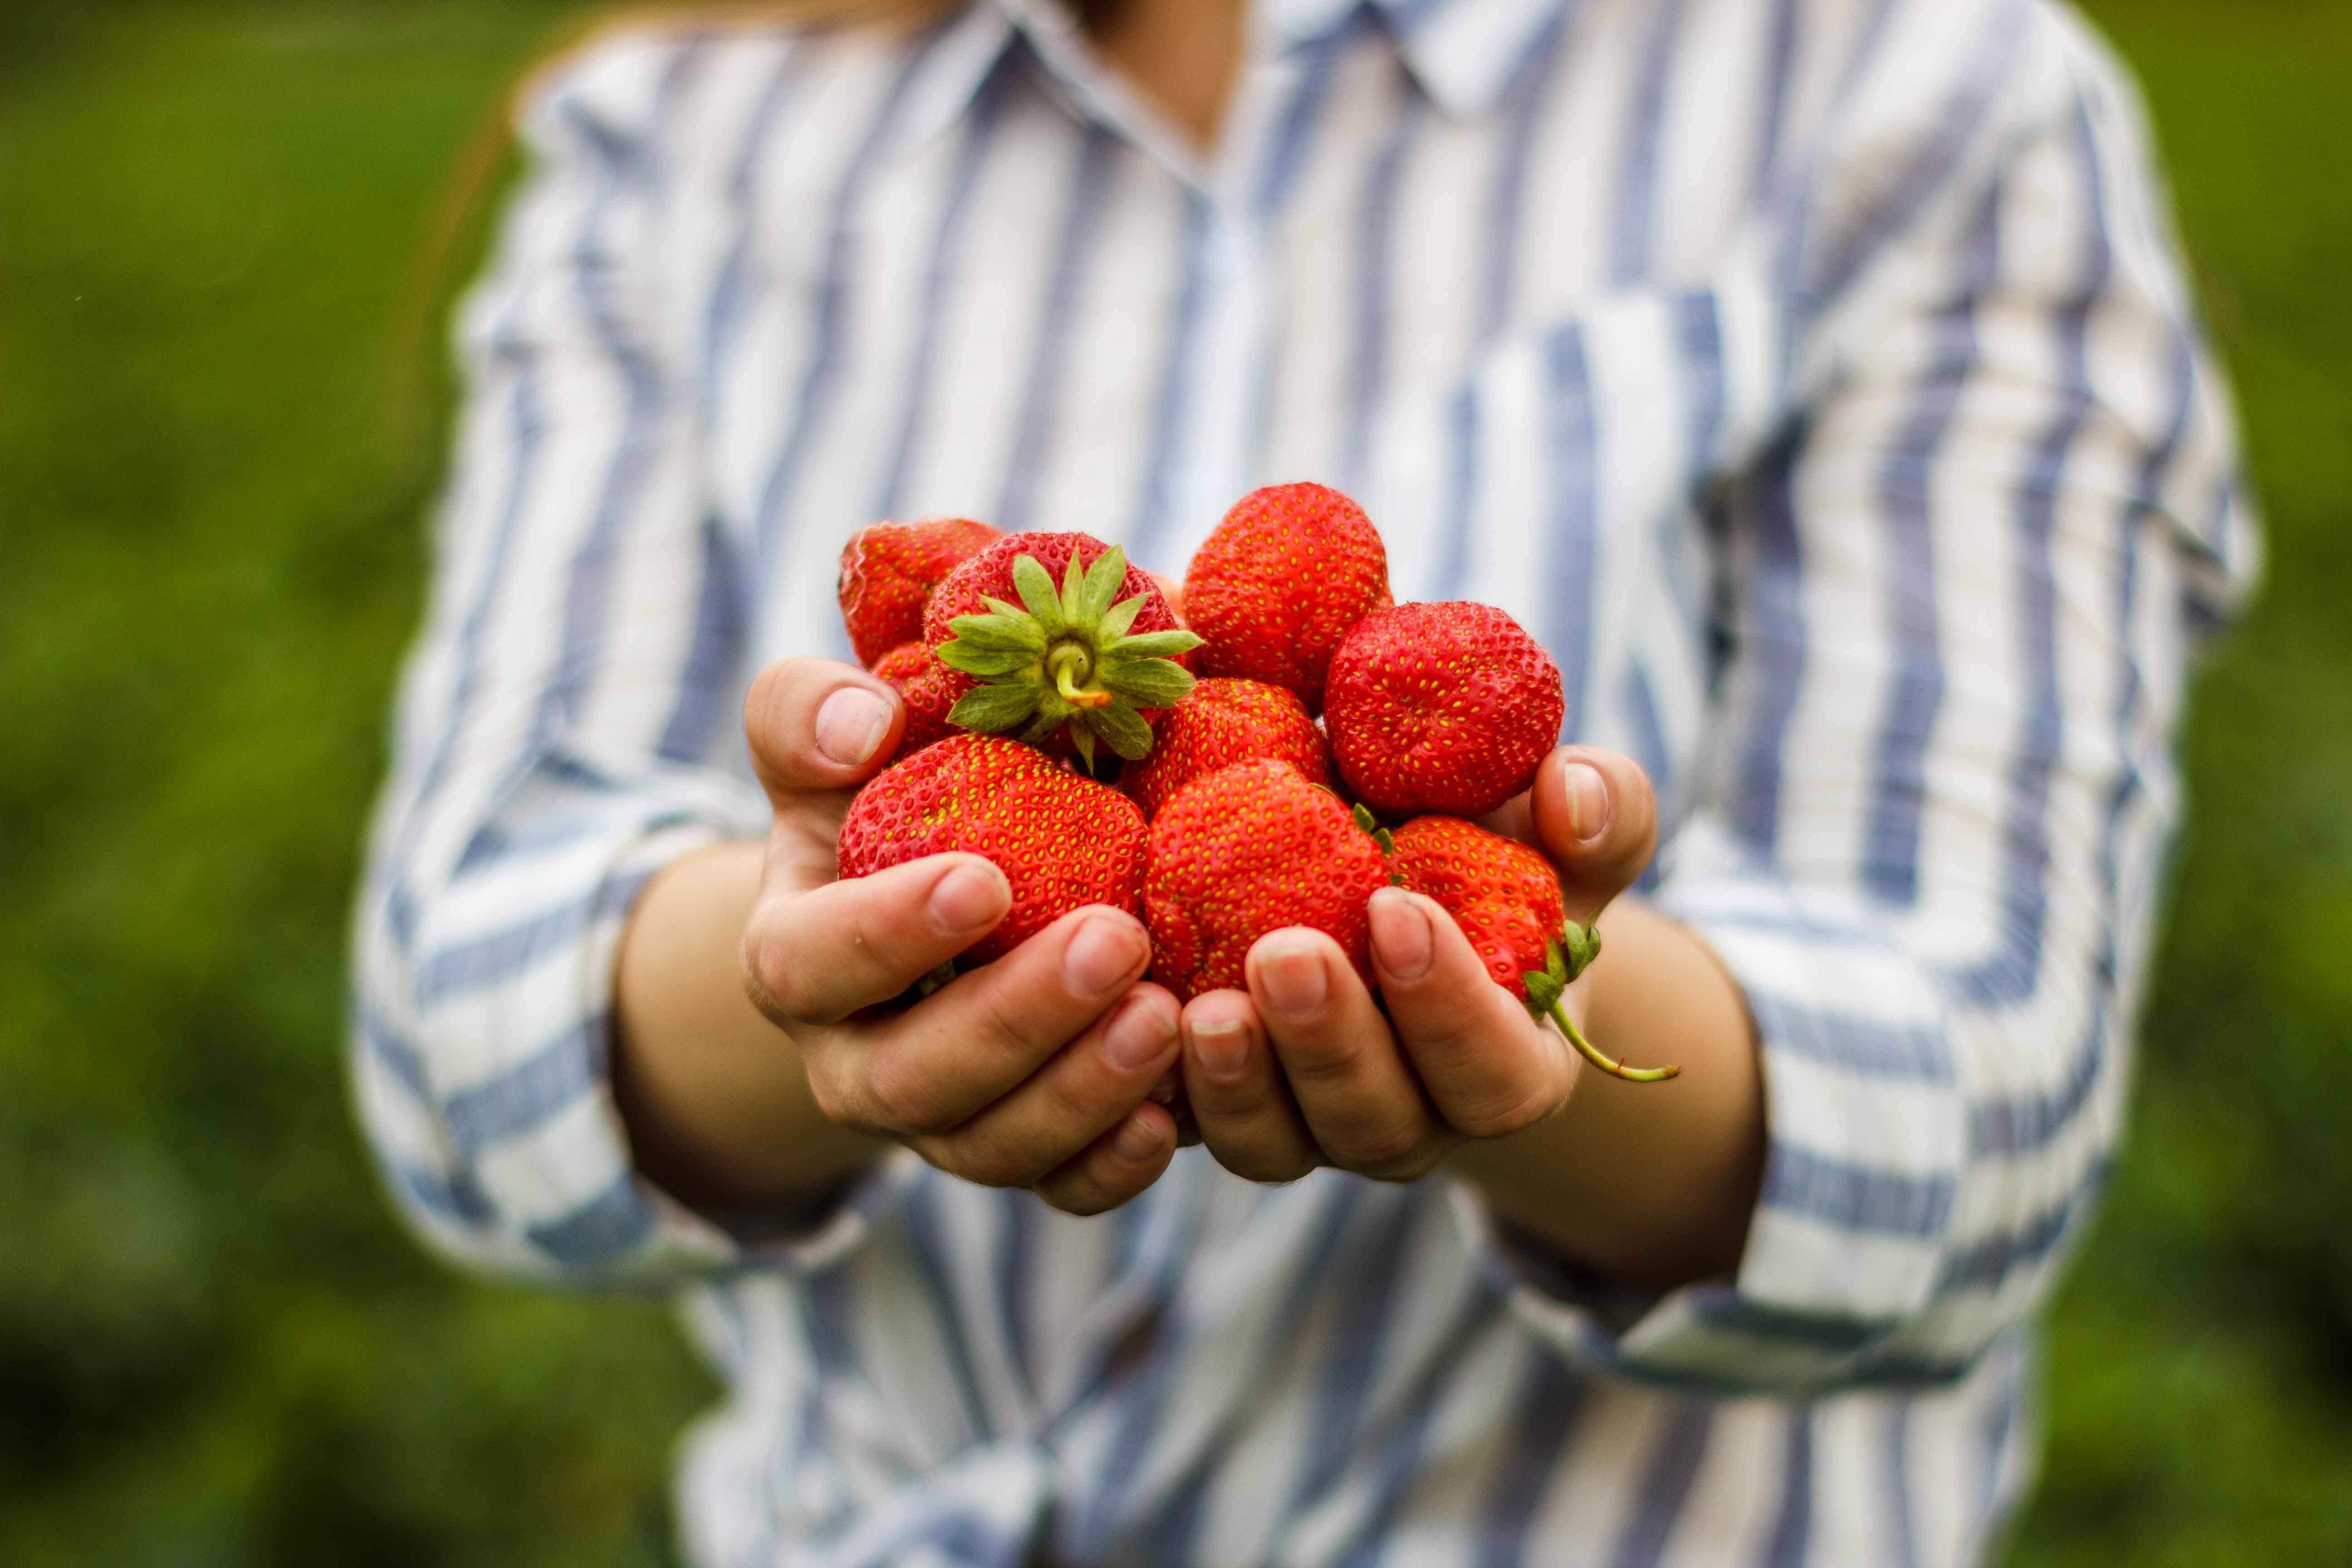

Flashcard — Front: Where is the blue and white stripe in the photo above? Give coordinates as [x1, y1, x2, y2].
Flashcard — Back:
[351, 0, 2255, 1562]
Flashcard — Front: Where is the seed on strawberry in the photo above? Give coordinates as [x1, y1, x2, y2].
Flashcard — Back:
[1323, 602, 1564, 819]
[1143, 759, 1390, 1002]
[837, 733, 1148, 967]
[1388, 815, 1676, 1083]
[1121, 678, 1331, 819]
[927, 532, 1202, 769]
[872, 642, 959, 756]
[838, 517, 1001, 668]
[1183, 482, 1391, 714]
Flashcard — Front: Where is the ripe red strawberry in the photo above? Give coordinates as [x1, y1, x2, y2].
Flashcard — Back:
[1387, 815, 1676, 1082]
[837, 734, 1148, 966]
[873, 642, 959, 756]
[1323, 602, 1564, 819]
[1121, 678, 1331, 819]
[1183, 482, 1392, 713]
[926, 532, 1201, 768]
[1143, 759, 1390, 1002]
[838, 517, 1001, 668]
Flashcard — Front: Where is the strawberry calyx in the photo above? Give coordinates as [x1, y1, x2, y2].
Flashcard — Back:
[1521, 921, 1680, 1083]
[937, 545, 1204, 766]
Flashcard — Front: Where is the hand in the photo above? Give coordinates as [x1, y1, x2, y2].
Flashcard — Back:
[738, 657, 1184, 1215]
[1175, 747, 1659, 1184]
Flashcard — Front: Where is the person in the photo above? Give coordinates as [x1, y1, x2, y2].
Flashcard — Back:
[351, 0, 2254, 1561]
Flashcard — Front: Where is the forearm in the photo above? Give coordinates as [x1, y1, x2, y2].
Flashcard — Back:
[1447, 897, 1766, 1290]
[613, 841, 886, 1213]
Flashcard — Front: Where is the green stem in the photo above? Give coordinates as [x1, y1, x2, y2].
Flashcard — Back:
[1049, 644, 1108, 708]
[1546, 1000, 1680, 1083]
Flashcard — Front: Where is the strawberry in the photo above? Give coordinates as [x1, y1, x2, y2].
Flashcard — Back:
[1387, 815, 1676, 1082]
[927, 532, 1201, 769]
[1121, 677, 1331, 819]
[1143, 759, 1390, 1002]
[1323, 602, 1564, 819]
[837, 734, 1148, 967]
[1183, 482, 1392, 713]
[838, 517, 1001, 668]
[872, 642, 959, 756]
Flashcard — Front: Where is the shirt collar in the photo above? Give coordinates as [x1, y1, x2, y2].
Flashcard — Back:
[894, 0, 1573, 167]
[1259, 0, 1576, 117]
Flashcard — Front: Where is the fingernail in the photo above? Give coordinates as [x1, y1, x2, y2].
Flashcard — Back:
[1188, 1014, 1250, 1081]
[814, 686, 892, 767]
[1256, 939, 1328, 1020]
[1369, 889, 1434, 983]
[1562, 762, 1610, 843]
[1064, 912, 1146, 997]
[1104, 994, 1177, 1073]
[1114, 1113, 1167, 1164]
[928, 860, 1008, 934]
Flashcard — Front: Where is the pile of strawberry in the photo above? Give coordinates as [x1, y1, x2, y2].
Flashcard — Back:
[833, 482, 1675, 1083]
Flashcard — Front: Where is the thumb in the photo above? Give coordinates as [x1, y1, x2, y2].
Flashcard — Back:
[744, 656, 906, 806]
[1526, 746, 1657, 923]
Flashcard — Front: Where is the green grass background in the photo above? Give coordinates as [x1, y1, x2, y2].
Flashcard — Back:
[2, 2, 2347, 1562]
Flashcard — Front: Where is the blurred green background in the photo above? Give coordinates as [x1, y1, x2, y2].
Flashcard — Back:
[2, 1, 2347, 1563]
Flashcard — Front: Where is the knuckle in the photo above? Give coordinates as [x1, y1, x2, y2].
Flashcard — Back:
[948, 1133, 1035, 1191]
[970, 981, 1054, 1066]
[865, 1051, 953, 1135]
[746, 938, 821, 1025]
[1338, 1120, 1433, 1180]
[1037, 1164, 1124, 1218]
[1450, 1083, 1560, 1142]
[801, 1052, 871, 1133]
[1276, 1031, 1365, 1089]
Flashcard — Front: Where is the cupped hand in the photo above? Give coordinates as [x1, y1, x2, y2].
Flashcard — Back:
[1176, 747, 1659, 1184]
[739, 657, 1181, 1215]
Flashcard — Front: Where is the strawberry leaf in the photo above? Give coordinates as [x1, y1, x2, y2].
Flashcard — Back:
[1523, 969, 1564, 1016]
[1082, 703, 1155, 761]
[1112, 629, 1205, 660]
[1012, 555, 1065, 637]
[1560, 921, 1601, 980]
[1098, 592, 1147, 642]
[1076, 545, 1127, 625]
[1059, 555, 1088, 623]
[936, 643, 1037, 678]
[949, 683, 1044, 732]
[944, 613, 1046, 654]
[1098, 658, 1194, 708]
[1070, 724, 1098, 769]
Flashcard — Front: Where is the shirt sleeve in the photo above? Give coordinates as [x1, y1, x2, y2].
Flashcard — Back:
[348, 34, 892, 1286]
[1465, 3, 2258, 1392]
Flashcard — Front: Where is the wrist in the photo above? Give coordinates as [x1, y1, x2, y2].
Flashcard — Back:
[614, 842, 886, 1213]
[1444, 897, 1765, 1290]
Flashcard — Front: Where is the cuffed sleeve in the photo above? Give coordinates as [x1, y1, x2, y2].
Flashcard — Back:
[1464, 5, 2257, 1394]
[348, 37, 881, 1285]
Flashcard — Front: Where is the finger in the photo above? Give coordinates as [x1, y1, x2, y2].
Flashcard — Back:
[1528, 747, 1658, 921]
[742, 852, 1010, 1026]
[1246, 930, 1452, 1181]
[917, 984, 1181, 1189]
[1031, 1101, 1181, 1217]
[811, 906, 1152, 1136]
[744, 656, 906, 803]
[1181, 990, 1320, 1183]
[1367, 887, 1575, 1140]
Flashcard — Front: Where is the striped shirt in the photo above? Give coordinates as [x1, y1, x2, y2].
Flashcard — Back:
[350, 0, 2255, 1562]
